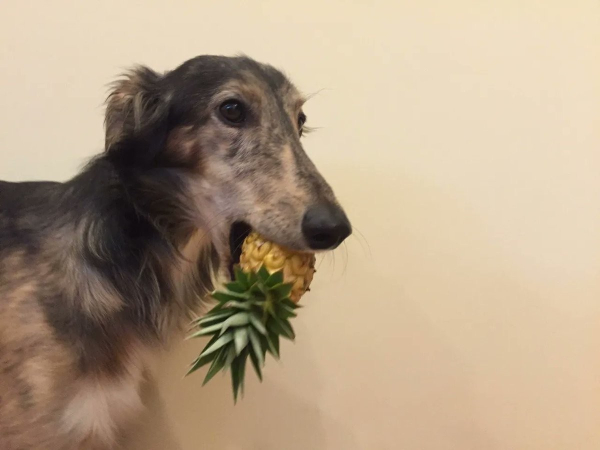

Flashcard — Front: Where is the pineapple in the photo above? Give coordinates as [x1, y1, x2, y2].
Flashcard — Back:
[187, 232, 316, 401]
[240, 232, 316, 303]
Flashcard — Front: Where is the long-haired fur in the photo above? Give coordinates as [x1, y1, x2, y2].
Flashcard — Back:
[0, 55, 350, 449]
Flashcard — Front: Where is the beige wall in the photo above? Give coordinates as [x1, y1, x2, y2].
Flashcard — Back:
[1, 1, 599, 449]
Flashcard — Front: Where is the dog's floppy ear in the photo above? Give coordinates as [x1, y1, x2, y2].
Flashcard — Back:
[104, 66, 171, 166]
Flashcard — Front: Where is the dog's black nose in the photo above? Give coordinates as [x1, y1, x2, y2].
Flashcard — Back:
[302, 203, 351, 250]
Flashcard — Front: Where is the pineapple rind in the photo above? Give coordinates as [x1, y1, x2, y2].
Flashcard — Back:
[240, 232, 316, 303]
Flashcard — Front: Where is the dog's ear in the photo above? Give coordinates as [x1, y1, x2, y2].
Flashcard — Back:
[105, 66, 171, 166]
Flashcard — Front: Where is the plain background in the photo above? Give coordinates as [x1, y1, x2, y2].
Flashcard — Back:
[1, 1, 599, 449]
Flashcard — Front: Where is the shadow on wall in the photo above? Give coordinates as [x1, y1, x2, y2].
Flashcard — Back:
[125, 328, 360, 450]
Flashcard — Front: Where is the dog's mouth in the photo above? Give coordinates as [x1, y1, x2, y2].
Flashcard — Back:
[227, 221, 253, 278]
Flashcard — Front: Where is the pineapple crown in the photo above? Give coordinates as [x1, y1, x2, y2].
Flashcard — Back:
[187, 266, 300, 402]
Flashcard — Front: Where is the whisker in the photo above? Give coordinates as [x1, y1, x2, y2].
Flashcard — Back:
[304, 88, 331, 101]
[341, 241, 349, 277]
[301, 125, 320, 136]
[351, 226, 372, 259]
[198, 213, 228, 243]
[229, 235, 247, 263]
[316, 253, 327, 272]
[331, 249, 336, 278]
[321, 250, 336, 280]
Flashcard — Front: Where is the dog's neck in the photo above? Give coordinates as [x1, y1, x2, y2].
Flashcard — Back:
[47, 156, 219, 376]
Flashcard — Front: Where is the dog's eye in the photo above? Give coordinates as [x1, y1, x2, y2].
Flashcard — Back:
[298, 112, 307, 136]
[219, 100, 246, 125]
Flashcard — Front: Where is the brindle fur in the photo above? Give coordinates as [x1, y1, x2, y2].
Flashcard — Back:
[0, 55, 348, 449]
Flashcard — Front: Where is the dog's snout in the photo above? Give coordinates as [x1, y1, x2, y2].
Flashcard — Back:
[301, 203, 351, 250]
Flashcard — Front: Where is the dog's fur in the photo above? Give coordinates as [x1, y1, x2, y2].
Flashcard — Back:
[0, 55, 349, 449]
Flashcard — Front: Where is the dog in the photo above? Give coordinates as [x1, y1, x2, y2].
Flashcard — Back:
[0, 55, 351, 449]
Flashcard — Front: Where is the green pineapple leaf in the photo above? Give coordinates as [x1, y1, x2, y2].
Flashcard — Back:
[266, 270, 284, 287]
[248, 313, 267, 335]
[186, 351, 216, 376]
[281, 318, 296, 340]
[271, 283, 293, 301]
[281, 298, 301, 310]
[187, 322, 226, 339]
[268, 316, 295, 340]
[233, 266, 249, 288]
[250, 281, 267, 297]
[249, 347, 263, 381]
[225, 301, 253, 311]
[199, 332, 234, 358]
[233, 327, 249, 355]
[276, 303, 297, 319]
[265, 332, 280, 359]
[247, 327, 264, 368]
[278, 317, 295, 340]
[219, 312, 250, 336]
[212, 290, 250, 303]
[239, 349, 248, 397]
[230, 353, 242, 403]
[246, 270, 259, 287]
[232, 348, 249, 402]
[202, 346, 228, 386]
[257, 265, 270, 282]
[192, 309, 234, 326]
[223, 345, 237, 370]
[185, 332, 221, 375]
[224, 281, 247, 294]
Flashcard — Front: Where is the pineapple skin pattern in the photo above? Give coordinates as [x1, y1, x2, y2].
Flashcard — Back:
[239, 232, 316, 303]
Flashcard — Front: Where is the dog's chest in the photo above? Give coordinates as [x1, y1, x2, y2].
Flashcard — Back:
[61, 344, 154, 446]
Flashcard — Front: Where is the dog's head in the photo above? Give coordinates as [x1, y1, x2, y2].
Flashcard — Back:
[104, 55, 350, 271]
